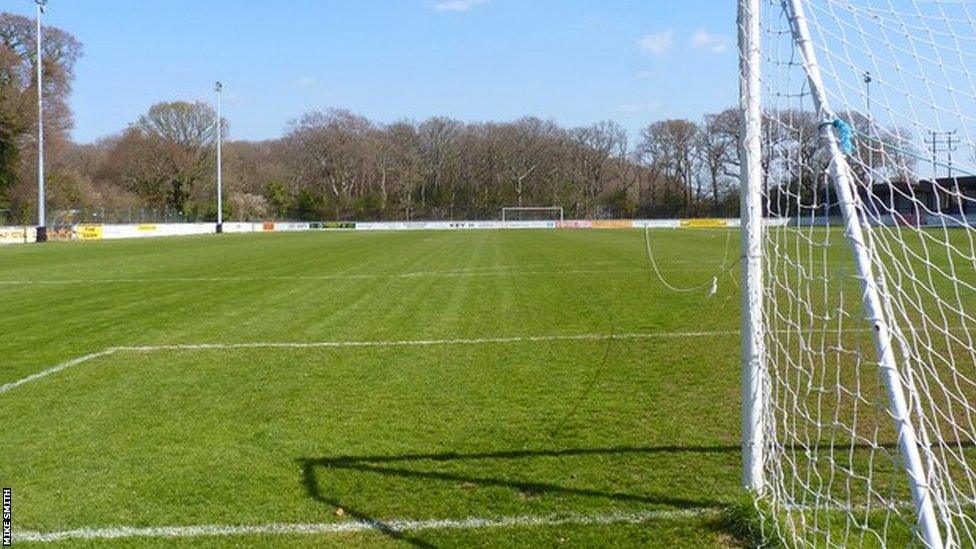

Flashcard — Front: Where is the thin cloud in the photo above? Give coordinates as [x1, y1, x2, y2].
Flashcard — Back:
[690, 28, 729, 53]
[432, 0, 490, 12]
[292, 77, 328, 98]
[619, 101, 663, 113]
[638, 30, 674, 56]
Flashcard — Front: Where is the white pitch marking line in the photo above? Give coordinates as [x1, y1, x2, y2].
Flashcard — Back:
[0, 330, 740, 395]
[113, 331, 740, 353]
[0, 267, 651, 286]
[15, 508, 719, 543]
[0, 349, 119, 395]
[5, 325, 927, 396]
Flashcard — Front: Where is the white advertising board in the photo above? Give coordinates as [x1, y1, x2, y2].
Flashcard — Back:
[0, 226, 36, 245]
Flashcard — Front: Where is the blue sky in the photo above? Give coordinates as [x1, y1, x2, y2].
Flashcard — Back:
[5, 0, 738, 143]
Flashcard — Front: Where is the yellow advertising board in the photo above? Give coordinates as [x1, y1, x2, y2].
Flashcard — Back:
[76, 224, 104, 241]
[137, 224, 157, 232]
[679, 218, 729, 228]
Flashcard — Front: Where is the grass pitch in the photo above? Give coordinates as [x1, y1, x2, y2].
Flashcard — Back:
[1, 229, 749, 547]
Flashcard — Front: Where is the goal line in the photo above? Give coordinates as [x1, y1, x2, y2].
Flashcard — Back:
[14, 508, 718, 543]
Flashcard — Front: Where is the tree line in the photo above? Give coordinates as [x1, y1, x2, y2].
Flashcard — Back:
[0, 12, 748, 224]
[2, 12, 906, 225]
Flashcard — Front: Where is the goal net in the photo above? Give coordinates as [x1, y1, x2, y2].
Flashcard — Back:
[741, 0, 976, 547]
[501, 207, 564, 222]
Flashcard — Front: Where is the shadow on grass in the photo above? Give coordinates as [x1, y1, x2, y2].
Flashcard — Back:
[298, 445, 739, 547]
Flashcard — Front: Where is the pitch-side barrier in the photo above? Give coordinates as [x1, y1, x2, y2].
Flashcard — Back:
[0, 218, 749, 245]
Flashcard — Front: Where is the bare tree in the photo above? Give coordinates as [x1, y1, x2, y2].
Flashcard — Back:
[0, 11, 82, 221]
[697, 109, 738, 214]
[569, 120, 627, 216]
[285, 109, 372, 218]
[638, 119, 699, 215]
[134, 101, 222, 212]
[417, 117, 462, 217]
[382, 121, 422, 219]
[496, 117, 562, 208]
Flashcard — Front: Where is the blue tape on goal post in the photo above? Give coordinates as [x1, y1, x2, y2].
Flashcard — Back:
[831, 118, 855, 155]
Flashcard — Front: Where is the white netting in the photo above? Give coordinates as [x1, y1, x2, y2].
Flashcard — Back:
[501, 207, 564, 221]
[754, 0, 976, 546]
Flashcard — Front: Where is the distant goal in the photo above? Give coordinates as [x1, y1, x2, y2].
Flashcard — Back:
[501, 207, 564, 222]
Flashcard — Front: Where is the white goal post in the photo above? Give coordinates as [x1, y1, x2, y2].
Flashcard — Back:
[501, 207, 564, 222]
[740, 1, 976, 547]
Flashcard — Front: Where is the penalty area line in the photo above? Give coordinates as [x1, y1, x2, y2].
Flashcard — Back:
[0, 330, 740, 396]
[0, 349, 119, 395]
[113, 330, 740, 353]
[15, 508, 720, 542]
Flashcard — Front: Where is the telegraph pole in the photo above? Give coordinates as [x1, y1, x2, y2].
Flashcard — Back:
[864, 71, 872, 183]
[926, 130, 958, 178]
[925, 130, 961, 213]
[947, 130, 958, 178]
